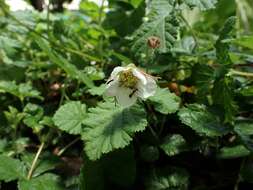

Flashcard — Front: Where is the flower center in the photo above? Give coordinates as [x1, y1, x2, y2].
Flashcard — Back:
[118, 69, 138, 89]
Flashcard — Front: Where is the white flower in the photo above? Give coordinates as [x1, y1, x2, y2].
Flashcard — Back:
[105, 64, 157, 107]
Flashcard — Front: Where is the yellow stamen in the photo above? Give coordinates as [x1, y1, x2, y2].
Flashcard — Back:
[118, 69, 139, 89]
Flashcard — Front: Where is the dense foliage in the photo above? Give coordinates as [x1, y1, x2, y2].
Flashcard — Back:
[0, 0, 253, 189]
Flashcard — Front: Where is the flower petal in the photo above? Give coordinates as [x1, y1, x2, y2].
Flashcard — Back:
[132, 69, 147, 85]
[116, 87, 138, 107]
[137, 75, 157, 99]
[110, 66, 126, 78]
[104, 77, 120, 96]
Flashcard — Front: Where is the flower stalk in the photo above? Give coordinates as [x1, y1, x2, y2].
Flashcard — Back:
[27, 142, 45, 180]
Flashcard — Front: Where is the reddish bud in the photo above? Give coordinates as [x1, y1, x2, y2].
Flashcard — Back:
[147, 36, 160, 49]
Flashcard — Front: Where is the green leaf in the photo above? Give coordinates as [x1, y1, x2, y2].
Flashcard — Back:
[0, 36, 21, 54]
[234, 120, 253, 152]
[4, 106, 25, 129]
[0, 155, 26, 182]
[230, 35, 253, 50]
[178, 104, 230, 137]
[87, 84, 106, 96]
[83, 66, 105, 81]
[39, 116, 54, 127]
[185, 0, 217, 11]
[131, 0, 179, 59]
[35, 37, 94, 88]
[0, 81, 42, 101]
[21, 154, 59, 178]
[0, 63, 25, 81]
[160, 134, 188, 156]
[235, 120, 253, 135]
[23, 103, 44, 133]
[171, 36, 196, 54]
[82, 101, 147, 160]
[0, 139, 7, 153]
[10, 138, 30, 155]
[149, 88, 181, 114]
[53, 101, 87, 135]
[215, 16, 236, 64]
[145, 167, 189, 190]
[239, 86, 253, 97]
[212, 78, 238, 123]
[130, 0, 143, 8]
[18, 173, 63, 190]
[79, 1, 99, 20]
[192, 64, 215, 96]
[217, 145, 250, 159]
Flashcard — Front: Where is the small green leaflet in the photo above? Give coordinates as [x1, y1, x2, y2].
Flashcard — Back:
[149, 88, 180, 114]
[217, 145, 250, 159]
[18, 173, 63, 190]
[82, 101, 147, 160]
[235, 120, 253, 135]
[130, 0, 143, 8]
[4, 106, 25, 129]
[0, 81, 42, 101]
[178, 104, 230, 137]
[21, 154, 59, 178]
[160, 134, 188, 156]
[87, 84, 106, 96]
[239, 86, 253, 97]
[53, 101, 87, 135]
[192, 64, 215, 96]
[0, 139, 7, 153]
[145, 167, 189, 190]
[23, 103, 44, 132]
[0, 155, 26, 182]
[230, 35, 253, 50]
[234, 120, 253, 152]
[185, 0, 217, 11]
[212, 78, 238, 124]
[131, 0, 179, 59]
[215, 16, 236, 65]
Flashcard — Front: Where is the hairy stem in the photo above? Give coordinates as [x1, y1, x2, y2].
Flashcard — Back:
[230, 69, 253, 77]
[57, 137, 80, 156]
[148, 125, 160, 142]
[27, 142, 45, 180]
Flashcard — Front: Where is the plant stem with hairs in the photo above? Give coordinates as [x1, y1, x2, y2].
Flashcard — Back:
[27, 142, 45, 180]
